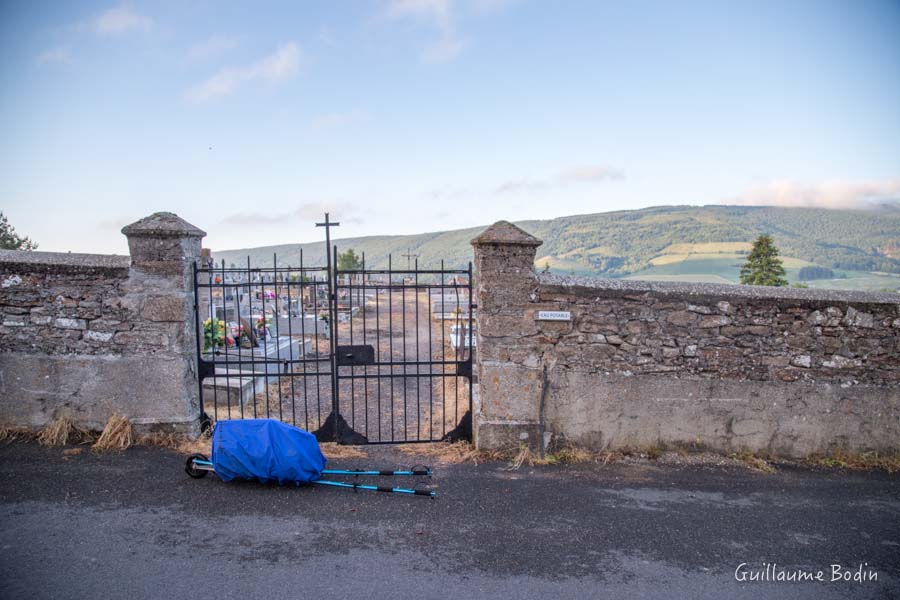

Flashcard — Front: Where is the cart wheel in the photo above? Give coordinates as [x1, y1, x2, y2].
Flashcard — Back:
[185, 453, 209, 479]
[199, 412, 212, 434]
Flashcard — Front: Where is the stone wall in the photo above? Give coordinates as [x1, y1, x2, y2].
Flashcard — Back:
[0, 213, 205, 434]
[472, 221, 900, 458]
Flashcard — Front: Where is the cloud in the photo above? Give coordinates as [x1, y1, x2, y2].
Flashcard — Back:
[186, 36, 239, 62]
[36, 46, 72, 65]
[310, 110, 365, 131]
[221, 202, 365, 227]
[720, 180, 900, 210]
[185, 42, 301, 103]
[93, 4, 153, 35]
[385, 0, 468, 62]
[495, 164, 626, 194]
[294, 201, 365, 224]
[494, 180, 548, 195]
[557, 165, 626, 183]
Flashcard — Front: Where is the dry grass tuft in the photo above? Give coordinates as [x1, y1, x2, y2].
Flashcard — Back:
[136, 432, 181, 450]
[805, 449, 900, 474]
[91, 414, 134, 453]
[320, 442, 368, 459]
[37, 417, 91, 447]
[506, 444, 597, 469]
[1, 426, 36, 444]
[400, 441, 596, 468]
[598, 450, 622, 465]
[620, 445, 662, 460]
[137, 430, 213, 456]
[398, 441, 500, 465]
[507, 445, 537, 470]
[732, 453, 777, 474]
[643, 445, 662, 460]
[177, 433, 213, 456]
[544, 445, 594, 465]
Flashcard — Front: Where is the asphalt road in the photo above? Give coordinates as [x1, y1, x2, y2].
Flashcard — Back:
[1, 442, 898, 599]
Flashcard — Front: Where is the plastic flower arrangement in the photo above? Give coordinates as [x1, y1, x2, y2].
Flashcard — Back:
[203, 318, 226, 352]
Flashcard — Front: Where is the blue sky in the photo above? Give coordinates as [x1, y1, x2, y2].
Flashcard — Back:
[1, 0, 899, 254]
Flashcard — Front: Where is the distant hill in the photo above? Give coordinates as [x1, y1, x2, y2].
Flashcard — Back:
[213, 205, 900, 291]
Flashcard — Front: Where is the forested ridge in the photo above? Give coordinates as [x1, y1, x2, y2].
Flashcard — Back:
[214, 205, 900, 277]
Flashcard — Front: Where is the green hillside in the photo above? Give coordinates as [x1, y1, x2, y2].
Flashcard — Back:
[213, 205, 900, 291]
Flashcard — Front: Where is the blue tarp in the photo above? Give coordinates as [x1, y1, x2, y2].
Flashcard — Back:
[211, 419, 327, 484]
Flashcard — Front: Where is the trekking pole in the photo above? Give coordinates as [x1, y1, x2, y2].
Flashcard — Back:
[186, 457, 433, 480]
[321, 466, 432, 477]
[312, 479, 436, 498]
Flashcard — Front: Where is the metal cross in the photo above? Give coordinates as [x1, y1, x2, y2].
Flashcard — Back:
[315, 212, 340, 238]
[316, 212, 341, 433]
[402, 247, 419, 271]
[316, 212, 340, 268]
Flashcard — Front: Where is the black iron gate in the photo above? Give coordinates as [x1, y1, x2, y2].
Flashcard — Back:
[192, 215, 474, 444]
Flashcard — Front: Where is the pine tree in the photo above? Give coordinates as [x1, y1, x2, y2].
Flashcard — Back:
[0, 212, 38, 250]
[337, 248, 362, 271]
[740, 234, 788, 286]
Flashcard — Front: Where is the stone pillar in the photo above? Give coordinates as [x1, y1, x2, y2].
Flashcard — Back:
[470, 221, 544, 451]
[121, 212, 207, 435]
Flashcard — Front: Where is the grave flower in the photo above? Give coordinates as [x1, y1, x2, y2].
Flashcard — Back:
[202, 318, 226, 352]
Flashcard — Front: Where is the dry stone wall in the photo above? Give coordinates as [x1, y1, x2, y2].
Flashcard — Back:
[472, 221, 900, 458]
[0, 213, 205, 433]
[0, 252, 177, 356]
[532, 276, 899, 386]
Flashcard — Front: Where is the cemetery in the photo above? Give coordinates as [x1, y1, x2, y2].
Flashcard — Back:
[0, 212, 897, 459]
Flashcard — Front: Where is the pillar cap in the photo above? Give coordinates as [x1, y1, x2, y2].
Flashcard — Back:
[470, 221, 542, 247]
[122, 212, 206, 238]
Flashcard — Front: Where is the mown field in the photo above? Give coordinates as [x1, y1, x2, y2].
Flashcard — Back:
[625, 255, 900, 291]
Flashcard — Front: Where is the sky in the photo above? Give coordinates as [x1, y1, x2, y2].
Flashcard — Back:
[1, 0, 899, 254]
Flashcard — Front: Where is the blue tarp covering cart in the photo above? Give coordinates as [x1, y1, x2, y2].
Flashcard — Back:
[185, 419, 435, 498]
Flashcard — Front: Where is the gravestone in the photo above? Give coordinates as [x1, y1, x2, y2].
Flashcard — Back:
[202, 366, 269, 408]
[450, 324, 477, 349]
[274, 314, 328, 336]
[214, 303, 247, 323]
[432, 299, 471, 320]
[212, 336, 312, 375]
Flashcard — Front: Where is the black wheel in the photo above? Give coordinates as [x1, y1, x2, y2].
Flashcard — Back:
[185, 453, 210, 479]
[199, 413, 212, 434]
